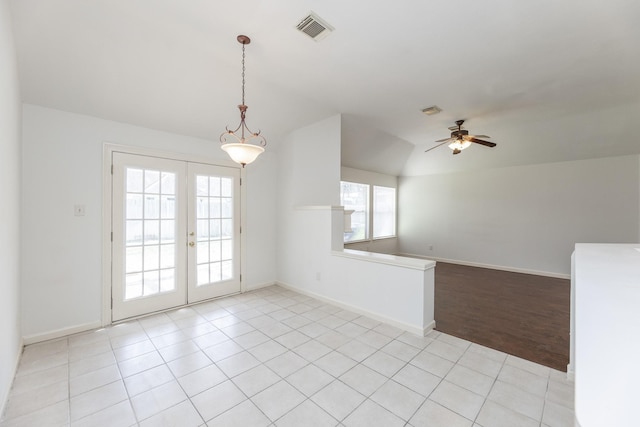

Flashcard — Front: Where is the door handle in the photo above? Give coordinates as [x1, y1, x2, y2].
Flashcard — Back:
[189, 241, 195, 247]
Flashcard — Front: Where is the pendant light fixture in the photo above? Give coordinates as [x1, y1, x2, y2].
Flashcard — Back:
[220, 35, 266, 167]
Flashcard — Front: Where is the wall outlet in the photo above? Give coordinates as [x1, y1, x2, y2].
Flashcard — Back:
[316, 272, 321, 281]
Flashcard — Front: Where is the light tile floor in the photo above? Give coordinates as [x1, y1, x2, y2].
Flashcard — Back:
[0, 285, 575, 426]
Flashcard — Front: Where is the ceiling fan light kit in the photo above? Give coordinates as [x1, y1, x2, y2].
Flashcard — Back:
[448, 139, 472, 151]
[425, 119, 497, 155]
[220, 35, 266, 167]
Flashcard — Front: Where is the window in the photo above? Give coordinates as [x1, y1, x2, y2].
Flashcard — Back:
[373, 186, 396, 238]
[340, 181, 396, 242]
[340, 181, 369, 242]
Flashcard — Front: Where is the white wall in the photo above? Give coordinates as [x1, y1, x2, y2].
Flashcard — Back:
[289, 115, 342, 207]
[0, 0, 22, 414]
[240, 149, 278, 290]
[277, 114, 342, 286]
[398, 155, 640, 276]
[21, 104, 277, 338]
[341, 166, 397, 188]
[344, 238, 398, 255]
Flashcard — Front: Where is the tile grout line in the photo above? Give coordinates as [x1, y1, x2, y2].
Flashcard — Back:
[6, 285, 573, 427]
[470, 343, 506, 427]
[66, 337, 71, 426]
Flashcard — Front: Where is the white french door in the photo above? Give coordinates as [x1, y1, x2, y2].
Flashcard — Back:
[187, 162, 241, 301]
[111, 152, 241, 321]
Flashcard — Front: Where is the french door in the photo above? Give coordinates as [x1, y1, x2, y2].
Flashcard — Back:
[111, 152, 241, 321]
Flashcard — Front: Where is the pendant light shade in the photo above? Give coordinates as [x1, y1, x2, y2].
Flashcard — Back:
[220, 35, 266, 167]
[221, 142, 265, 166]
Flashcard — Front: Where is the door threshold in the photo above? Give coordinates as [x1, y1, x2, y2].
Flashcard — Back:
[111, 291, 243, 325]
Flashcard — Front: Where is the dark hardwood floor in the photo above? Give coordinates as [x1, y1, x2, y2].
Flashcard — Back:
[434, 262, 570, 371]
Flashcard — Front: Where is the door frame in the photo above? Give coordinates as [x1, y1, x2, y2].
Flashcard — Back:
[101, 143, 246, 326]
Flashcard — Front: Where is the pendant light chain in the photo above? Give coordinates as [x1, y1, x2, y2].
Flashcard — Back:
[241, 41, 246, 106]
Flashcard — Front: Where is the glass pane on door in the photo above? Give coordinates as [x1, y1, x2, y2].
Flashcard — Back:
[195, 175, 235, 286]
[124, 168, 177, 300]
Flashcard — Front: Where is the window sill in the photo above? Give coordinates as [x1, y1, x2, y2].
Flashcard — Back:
[344, 238, 369, 244]
[372, 236, 396, 241]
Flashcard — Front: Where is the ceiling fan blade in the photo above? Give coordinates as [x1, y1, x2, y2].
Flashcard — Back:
[435, 137, 452, 143]
[472, 135, 491, 139]
[425, 141, 449, 153]
[469, 137, 497, 147]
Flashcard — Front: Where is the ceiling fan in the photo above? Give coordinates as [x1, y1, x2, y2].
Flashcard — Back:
[425, 120, 497, 155]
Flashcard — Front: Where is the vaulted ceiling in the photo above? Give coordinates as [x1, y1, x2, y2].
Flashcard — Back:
[8, 0, 640, 176]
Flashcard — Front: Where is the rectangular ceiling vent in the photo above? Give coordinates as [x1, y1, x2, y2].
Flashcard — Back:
[296, 12, 334, 41]
[422, 106, 442, 116]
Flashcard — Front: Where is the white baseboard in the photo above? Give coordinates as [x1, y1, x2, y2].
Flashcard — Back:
[566, 363, 575, 381]
[275, 281, 434, 336]
[22, 321, 103, 346]
[422, 320, 436, 336]
[1, 336, 23, 420]
[396, 252, 571, 280]
[243, 281, 277, 293]
[29, 284, 275, 340]
[22, 278, 429, 345]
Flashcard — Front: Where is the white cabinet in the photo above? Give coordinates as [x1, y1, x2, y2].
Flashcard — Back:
[573, 244, 640, 427]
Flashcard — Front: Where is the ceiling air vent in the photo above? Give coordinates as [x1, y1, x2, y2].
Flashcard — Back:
[422, 106, 442, 116]
[296, 12, 334, 41]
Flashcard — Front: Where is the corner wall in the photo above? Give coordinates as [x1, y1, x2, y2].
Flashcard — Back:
[276, 114, 341, 287]
[0, 0, 22, 414]
[276, 116, 435, 333]
[398, 155, 640, 276]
